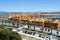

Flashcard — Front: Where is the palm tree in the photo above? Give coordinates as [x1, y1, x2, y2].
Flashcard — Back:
[39, 22, 43, 32]
[33, 25, 35, 30]
[17, 20, 19, 27]
[1, 16, 5, 29]
[50, 23, 52, 35]
[31, 21, 36, 30]
[27, 24, 30, 29]
[5, 14, 7, 26]
[2, 16, 4, 26]
[41, 19, 44, 33]
[8, 15, 15, 27]
[17, 17, 20, 27]
[4, 19, 6, 26]
[26, 21, 30, 29]
[8, 18, 10, 26]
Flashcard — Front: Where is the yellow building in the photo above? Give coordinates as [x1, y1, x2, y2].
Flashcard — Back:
[8, 14, 60, 30]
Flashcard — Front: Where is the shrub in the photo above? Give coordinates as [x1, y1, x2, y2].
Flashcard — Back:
[0, 29, 22, 40]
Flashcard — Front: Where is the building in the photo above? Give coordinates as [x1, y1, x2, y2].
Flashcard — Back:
[8, 13, 60, 30]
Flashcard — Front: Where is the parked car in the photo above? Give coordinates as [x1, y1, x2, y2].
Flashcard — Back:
[6, 28, 13, 30]
[39, 34, 42, 37]
[33, 32, 36, 35]
[17, 29, 20, 31]
[23, 30, 27, 33]
[27, 31, 32, 35]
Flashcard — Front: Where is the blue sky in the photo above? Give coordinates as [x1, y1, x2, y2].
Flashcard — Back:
[0, 0, 60, 12]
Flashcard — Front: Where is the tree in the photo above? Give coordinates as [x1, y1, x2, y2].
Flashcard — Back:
[1, 19, 3, 26]
[8, 18, 10, 26]
[0, 29, 22, 40]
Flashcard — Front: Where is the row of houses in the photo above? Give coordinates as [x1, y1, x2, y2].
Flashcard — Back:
[8, 13, 60, 30]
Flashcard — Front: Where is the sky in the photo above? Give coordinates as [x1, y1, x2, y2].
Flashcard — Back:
[0, 0, 60, 12]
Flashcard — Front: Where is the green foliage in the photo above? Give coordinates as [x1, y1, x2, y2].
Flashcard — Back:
[0, 29, 22, 40]
[56, 35, 60, 38]
[11, 26, 18, 28]
[0, 25, 5, 29]
[7, 25, 18, 28]
[0, 24, 18, 28]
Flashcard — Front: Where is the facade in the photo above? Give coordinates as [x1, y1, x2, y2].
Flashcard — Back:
[8, 13, 60, 30]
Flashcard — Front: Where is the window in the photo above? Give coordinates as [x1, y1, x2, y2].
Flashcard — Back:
[57, 31, 59, 34]
[45, 28, 47, 31]
[48, 29, 50, 32]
